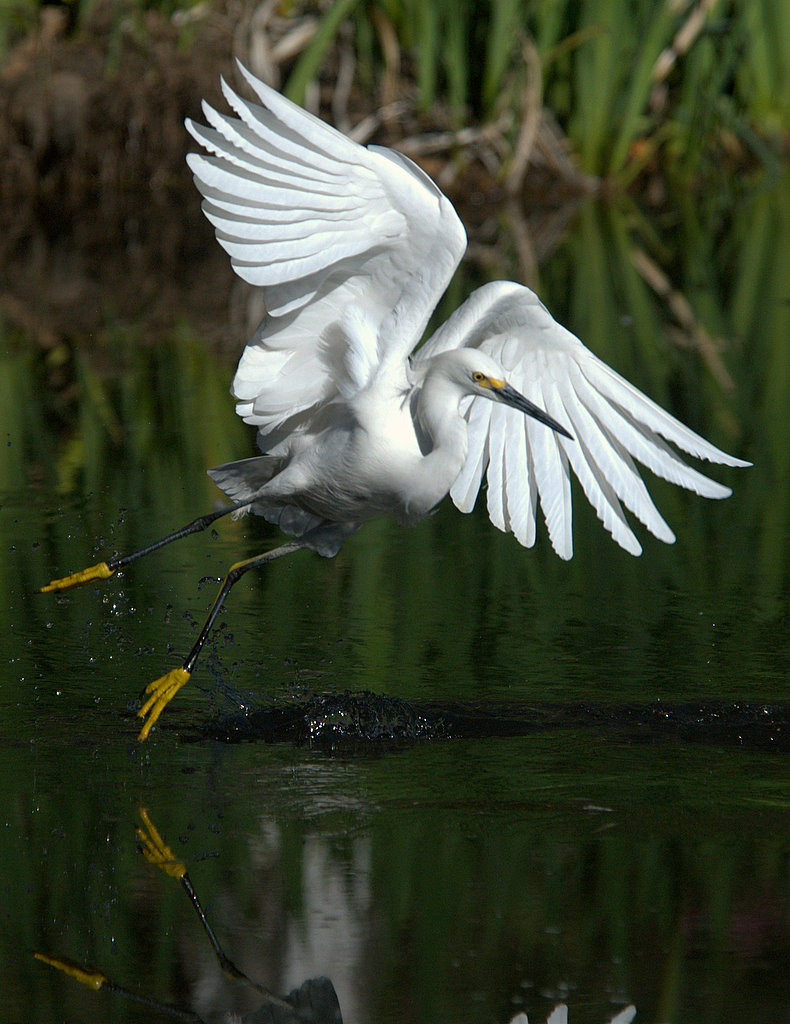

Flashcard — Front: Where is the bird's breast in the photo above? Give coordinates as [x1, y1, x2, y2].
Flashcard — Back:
[294, 399, 448, 526]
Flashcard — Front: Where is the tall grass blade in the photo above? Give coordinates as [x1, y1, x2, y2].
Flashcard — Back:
[285, 0, 363, 105]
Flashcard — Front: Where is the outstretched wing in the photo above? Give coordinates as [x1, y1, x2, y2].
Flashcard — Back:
[417, 281, 749, 559]
[186, 62, 466, 448]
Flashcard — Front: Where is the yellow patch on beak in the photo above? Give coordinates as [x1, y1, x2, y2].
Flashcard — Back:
[488, 376, 506, 390]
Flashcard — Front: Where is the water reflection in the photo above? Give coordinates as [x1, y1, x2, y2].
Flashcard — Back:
[35, 809, 637, 1024]
[14, 715, 790, 1024]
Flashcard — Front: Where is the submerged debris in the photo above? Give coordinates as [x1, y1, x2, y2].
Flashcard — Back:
[207, 691, 450, 747]
[204, 693, 790, 753]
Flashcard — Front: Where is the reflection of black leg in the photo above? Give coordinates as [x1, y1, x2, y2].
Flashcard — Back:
[40, 500, 251, 593]
[136, 808, 295, 1011]
[137, 539, 307, 739]
[34, 951, 205, 1023]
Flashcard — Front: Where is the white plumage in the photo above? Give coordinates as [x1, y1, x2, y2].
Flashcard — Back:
[187, 62, 748, 561]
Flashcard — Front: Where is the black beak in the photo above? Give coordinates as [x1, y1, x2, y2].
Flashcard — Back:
[497, 383, 574, 441]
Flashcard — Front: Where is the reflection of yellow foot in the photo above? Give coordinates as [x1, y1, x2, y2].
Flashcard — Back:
[136, 807, 186, 879]
[40, 561, 115, 593]
[137, 666, 191, 741]
[34, 953, 107, 991]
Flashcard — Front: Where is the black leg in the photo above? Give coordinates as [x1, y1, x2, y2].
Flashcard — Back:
[137, 539, 307, 740]
[40, 500, 251, 593]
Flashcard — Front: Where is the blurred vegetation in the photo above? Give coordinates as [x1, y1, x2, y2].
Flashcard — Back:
[343, 0, 790, 178]
[2, 0, 788, 185]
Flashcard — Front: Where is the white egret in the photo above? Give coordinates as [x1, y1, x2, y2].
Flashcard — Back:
[42, 63, 749, 739]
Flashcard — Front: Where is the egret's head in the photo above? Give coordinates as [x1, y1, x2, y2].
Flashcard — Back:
[443, 348, 573, 440]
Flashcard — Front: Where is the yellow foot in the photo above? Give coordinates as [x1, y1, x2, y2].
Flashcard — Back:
[34, 953, 107, 991]
[137, 666, 191, 741]
[135, 807, 186, 879]
[40, 561, 115, 593]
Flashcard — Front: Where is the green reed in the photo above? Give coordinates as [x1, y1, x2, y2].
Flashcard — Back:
[283, 0, 789, 180]
[2, 1, 787, 179]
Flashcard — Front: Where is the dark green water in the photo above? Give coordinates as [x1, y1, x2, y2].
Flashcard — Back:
[3, 176, 790, 1023]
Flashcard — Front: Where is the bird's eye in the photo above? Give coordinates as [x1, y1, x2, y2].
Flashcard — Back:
[472, 371, 486, 383]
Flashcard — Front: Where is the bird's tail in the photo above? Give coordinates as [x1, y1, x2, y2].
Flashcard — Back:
[209, 456, 339, 550]
[208, 456, 279, 513]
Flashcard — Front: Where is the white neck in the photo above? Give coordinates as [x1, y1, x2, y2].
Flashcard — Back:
[407, 371, 469, 515]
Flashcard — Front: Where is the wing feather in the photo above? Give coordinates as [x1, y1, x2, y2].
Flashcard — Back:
[188, 121, 342, 189]
[451, 399, 490, 512]
[201, 202, 362, 239]
[557, 387, 645, 556]
[503, 408, 534, 547]
[575, 361, 735, 495]
[202, 99, 344, 184]
[559, 370, 675, 544]
[186, 154, 364, 214]
[526, 374, 573, 558]
[420, 281, 748, 557]
[485, 403, 508, 532]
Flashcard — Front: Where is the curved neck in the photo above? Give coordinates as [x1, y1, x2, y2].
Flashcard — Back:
[410, 373, 469, 509]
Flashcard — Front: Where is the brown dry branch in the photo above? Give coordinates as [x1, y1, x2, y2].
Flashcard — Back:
[505, 36, 543, 197]
[631, 247, 735, 392]
[650, 0, 721, 115]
